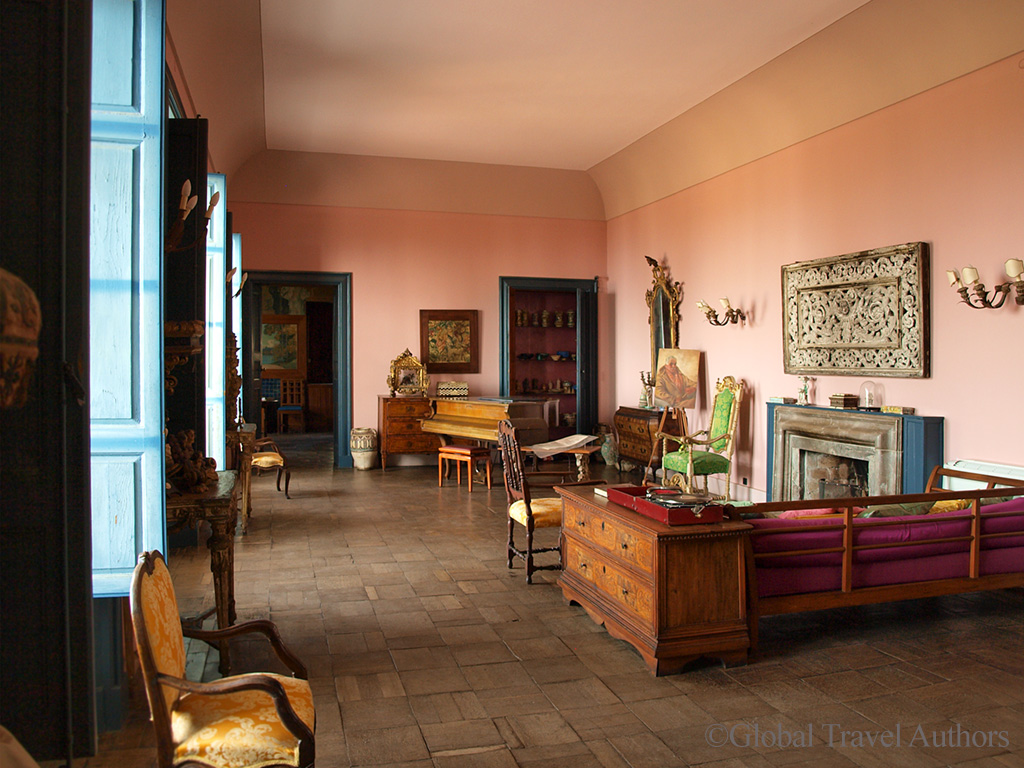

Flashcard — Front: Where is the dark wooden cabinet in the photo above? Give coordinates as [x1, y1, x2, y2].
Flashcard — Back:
[613, 407, 685, 466]
[558, 486, 751, 675]
[378, 395, 441, 469]
[499, 277, 598, 436]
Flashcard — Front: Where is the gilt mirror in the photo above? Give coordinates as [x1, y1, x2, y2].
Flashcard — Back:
[644, 256, 682, 374]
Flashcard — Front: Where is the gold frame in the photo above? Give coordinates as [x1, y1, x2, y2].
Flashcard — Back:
[387, 348, 430, 396]
[645, 256, 682, 374]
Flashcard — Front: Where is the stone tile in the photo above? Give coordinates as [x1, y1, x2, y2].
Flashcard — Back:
[420, 718, 504, 752]
[345, 725, 430, 765]
[399, 666, 472, 695]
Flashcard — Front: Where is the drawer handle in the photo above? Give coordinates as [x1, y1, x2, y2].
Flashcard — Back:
[579, 562, 587, 569]
[600, 521, 605, 531]
[620, 542, 628, 550]
[621, 588, 629, 597]
[577, 520, 586, 527]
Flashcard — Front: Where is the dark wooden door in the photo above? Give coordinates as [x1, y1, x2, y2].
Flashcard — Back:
[0, 0, 95, 758]
[306, 301, 334, 384]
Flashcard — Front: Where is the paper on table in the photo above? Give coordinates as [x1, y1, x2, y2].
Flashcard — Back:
[527, 433, 598, 459]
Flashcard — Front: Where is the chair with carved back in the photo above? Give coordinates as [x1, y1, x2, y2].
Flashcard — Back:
[657, 375, 744, 499]
[497, 419, 604, 583]
[129, 551, 314, 768]
[278, 379, 306, 433]
[252, 436, 292, 499]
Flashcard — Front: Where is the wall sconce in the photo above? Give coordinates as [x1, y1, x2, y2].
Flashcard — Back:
[166, 179, 219, 253]
[946, 259, 1024, 309]
[697, 297, 746, 326]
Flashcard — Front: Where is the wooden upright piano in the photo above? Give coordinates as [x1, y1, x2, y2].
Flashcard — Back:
[421, 397, 550, 445]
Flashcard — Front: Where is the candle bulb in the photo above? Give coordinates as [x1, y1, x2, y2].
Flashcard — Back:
[960, 266, 979, 285]
[185, 195, 198, 212]
[720, 297, 731, 310]
[205, 190, 220, 219]
[946, 269, 961, 288]
[1005, 258, 1024, 281]
[179, 179, 191, 210]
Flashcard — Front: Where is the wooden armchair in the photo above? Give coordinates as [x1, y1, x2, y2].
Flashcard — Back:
[129, 551, 314, 768]
[497, 419, 603, 583]
[657, 375, 744, 499]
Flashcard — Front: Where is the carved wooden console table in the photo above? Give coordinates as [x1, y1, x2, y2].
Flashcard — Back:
[166, 470, 239, 673]
[557, 485, 751, 675]
[229, 423, 256, 532]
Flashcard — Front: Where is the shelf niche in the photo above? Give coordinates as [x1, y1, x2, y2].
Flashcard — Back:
[499, 276, 598, 437]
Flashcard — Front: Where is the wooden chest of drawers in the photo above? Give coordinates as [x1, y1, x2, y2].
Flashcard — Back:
[557, 485, 751, 675]
[613, 407, 685, 466]
[378, 395, 441, 469]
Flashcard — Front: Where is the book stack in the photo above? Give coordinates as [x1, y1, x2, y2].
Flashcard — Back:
[881, 405, 916, 415]
[768, 396, 797, 404]
[829, 393, 860, 409]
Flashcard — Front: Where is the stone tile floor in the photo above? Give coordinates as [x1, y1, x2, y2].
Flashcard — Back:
[57, 434, 1024, 766]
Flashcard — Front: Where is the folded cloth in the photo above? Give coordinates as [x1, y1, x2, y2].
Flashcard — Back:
[527, 434, 597, 459]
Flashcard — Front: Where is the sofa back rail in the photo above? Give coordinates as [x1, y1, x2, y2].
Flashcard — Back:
[734, 467, 1024, 651]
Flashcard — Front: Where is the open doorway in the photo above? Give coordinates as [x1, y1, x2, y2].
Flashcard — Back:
[241, 271, 353, 468]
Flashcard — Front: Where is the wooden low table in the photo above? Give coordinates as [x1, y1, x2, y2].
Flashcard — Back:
[557, 484, 751, 675]
[522, 443, 601, 481]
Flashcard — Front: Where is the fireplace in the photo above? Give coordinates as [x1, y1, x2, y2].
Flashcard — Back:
[768, 405, 943, 501]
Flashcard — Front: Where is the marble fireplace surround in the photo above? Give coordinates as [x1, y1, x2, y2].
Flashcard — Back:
[771, 406, 902, 501]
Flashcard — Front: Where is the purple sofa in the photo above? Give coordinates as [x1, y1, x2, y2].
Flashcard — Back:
[735, 467, 1024, 622]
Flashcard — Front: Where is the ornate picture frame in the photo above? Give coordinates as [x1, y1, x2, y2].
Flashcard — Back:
[782, 242, 930, 378]
[387, 348, 430, 396]
[419, 309, 479, 373]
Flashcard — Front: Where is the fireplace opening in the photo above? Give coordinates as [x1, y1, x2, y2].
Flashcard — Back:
[801, 451, 869, 500]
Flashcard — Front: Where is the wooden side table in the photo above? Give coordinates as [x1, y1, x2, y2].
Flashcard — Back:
[557, 485, 751, 675]
[166, 470, 239, 673]
[522, 443, 601, 481]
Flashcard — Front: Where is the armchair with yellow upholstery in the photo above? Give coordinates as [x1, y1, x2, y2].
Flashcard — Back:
[657, 375, 744, 499]
[130, 551, 314, 768]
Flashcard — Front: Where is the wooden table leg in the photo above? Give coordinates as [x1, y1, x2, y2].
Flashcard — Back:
[207, 516, 236, 674]
[575, 453, 590, 481]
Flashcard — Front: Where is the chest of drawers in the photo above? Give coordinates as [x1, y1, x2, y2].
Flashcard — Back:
[557, 485, 751, 675]
[378, 395, 441, 469]
[613, 407, 685, 467]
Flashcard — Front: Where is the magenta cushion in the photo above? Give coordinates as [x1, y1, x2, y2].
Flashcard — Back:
[750, 495, 1024, 597]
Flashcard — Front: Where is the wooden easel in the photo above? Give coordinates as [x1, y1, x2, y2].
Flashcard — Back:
[644, 406, 688, 485]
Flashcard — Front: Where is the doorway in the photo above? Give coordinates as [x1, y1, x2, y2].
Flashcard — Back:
[242, 271, 353, 468]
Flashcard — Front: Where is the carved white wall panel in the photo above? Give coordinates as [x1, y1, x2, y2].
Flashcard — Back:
[782, 242, 929, 377]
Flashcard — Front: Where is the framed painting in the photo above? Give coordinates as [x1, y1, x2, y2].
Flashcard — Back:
[261, 314, 306, 378]
[782, 242, 929, 378]
[652, 348, 700, 410]
[420, 309, 479, 373]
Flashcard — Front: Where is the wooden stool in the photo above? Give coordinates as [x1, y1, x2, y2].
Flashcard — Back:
[438, 446, 492, 492]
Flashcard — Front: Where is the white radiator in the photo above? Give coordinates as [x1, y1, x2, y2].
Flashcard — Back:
[942, 459, 1024, 490]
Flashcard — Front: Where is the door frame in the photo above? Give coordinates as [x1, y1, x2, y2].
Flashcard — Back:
[242, 271, 353, 468]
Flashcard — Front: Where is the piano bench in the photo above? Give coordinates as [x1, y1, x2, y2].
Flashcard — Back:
[438, 446, 492, 492]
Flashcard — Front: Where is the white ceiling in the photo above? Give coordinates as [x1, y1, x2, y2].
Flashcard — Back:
[258, 0, 871, 171]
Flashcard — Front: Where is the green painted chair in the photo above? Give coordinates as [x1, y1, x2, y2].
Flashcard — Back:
[658, 376, 744, 499]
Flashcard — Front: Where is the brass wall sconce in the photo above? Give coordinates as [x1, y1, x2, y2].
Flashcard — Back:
[697, 297, 746, 326]
[946, 259, 1024, 309]
[165, 179, 220, 253]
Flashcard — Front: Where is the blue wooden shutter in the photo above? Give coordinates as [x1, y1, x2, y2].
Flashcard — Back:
[205, 173, 228, 466]
[90, 0, 166, 597]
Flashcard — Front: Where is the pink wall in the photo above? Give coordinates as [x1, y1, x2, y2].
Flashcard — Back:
[608, 55, 1024, 498]
[231, 204, 609, 438]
